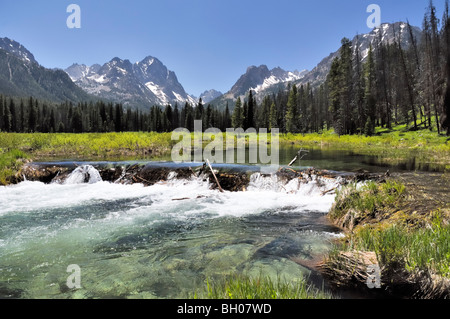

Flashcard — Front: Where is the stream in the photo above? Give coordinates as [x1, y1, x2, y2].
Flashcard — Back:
[0, 148, 447, 299]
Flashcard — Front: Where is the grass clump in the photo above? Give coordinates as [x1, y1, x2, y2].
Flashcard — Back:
[0, 149, 29, 185]
[192, 274, 332, 299]
[329, 180, 406, 223]
[344, 214, 450, 278]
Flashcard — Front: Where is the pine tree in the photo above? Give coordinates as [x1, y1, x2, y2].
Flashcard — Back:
[173, 103, 180, 129]
[442, 0, 450, 135]
[364, 45, 377, 130]
[224, 103, 231, 130]
[328, 57, 343, 135]
[72, 107, 83, 133]
[242, 100, 248, 129]
[50, 109, 56, 133]
[286, 84, 298, 133]
[247, 90, 255, 128]
[232, 97, 243, 128]
[9, 99, 17, 132]
[115, 104, 123, 132]
[269, 102, 277, 132]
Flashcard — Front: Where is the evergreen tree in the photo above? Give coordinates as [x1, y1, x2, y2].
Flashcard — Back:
[9, 99, 17, 133]
[286, 84, 298, 133]
[232, 97, 243, 128]
[72, 107, 83, 133]
[269, 102, 277, 132]
[115, 104, 123, 132]
[247, 90, 255, 128]
[173, 103, 180, 129]
[364, 45, 377, 129]
[224, 103, 231, 130]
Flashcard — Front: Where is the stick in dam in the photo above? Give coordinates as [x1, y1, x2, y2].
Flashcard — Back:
[206, 159, 224, 193]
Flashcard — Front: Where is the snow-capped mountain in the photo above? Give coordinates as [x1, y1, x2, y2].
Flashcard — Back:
[0, 37, 37, 65]
[298, 22, 422, 88]
[65, 56, 197, 109]
[199, 89, 223, 104]
[211, 65, 307, 108]
[228, 65, 306, 97]
[210, 22, 422, 109]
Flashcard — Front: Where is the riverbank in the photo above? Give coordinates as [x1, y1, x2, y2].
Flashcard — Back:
[1, 129, 449, 299]
[321, 173, 450, 298]
[281, 127, 450, 171]
[1, 128, 449, 185]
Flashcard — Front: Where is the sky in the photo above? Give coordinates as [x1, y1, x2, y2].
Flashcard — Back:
[0, 0, 444, 97]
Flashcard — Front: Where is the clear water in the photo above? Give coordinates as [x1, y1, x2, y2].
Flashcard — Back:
[0, 166, 342, 299]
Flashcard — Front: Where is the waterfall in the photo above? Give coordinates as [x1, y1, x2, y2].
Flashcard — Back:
[247, 172, 340, 195]
[64, 165, 102, 185]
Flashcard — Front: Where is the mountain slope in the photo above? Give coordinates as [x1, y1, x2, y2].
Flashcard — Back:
[65, 56, 197, 109]
[211, 22, 422, 109]
[0, 38, 92, 103]
[211, 65, 306, 108]
[199, 89, 223, 104]
[296, 22, 422, 89]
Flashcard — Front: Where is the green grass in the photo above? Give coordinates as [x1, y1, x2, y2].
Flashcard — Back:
[280, 125, 450, 166]
[0, 149, 29, 185]
[343, 214, 450, 278]
[329, 180, 406, 221]
[1, 124, 448, 164]
[191, 274, 332, 299]
[328, 176, 450, 279]
[0, 132, 175, 159]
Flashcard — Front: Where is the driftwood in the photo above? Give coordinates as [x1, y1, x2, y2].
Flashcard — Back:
[288, 149, 310, 167]
[321, 187, 338, 196]
[320, 251, 381, 288]
[206, 159, 224, 193]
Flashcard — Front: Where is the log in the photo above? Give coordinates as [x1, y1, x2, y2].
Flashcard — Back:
[206, 159, 224, 192]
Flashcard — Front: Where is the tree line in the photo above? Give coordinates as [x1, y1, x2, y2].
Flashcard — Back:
[0, 95, 236, 133]
[325, 0, 450, 136]
[0, 1, 449, 136]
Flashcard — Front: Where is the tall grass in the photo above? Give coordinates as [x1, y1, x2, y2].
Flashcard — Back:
[343, 214, 450, 278]
[0, 149, 28, 185]
[192, 274, 332, 299]
[0, 132, 175, 158]
[330, 180, 406, 221]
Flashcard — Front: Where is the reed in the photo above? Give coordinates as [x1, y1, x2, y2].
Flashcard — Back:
[192, 273, 332, 299]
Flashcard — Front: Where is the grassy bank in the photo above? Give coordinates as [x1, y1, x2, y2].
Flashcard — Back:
[0, 132, 174, 159]
[192, 274, 332, 299]
[281, 127, 450, 169]
[0, 126, 448, 185]
[0, 149, 29, 185]
[324, 179, 450, 298]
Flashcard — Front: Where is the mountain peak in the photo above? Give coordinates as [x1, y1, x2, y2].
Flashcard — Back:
[0, 37, 37, 64]
[199, 89, 223, 104]
[65, 54, 197, 108]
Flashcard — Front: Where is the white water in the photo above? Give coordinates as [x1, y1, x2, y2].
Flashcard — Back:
[0, 166, 342, 298]
[63, 165, 103, 184]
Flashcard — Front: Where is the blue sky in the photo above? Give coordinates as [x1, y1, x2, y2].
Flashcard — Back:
[0, 0, 443, 96]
